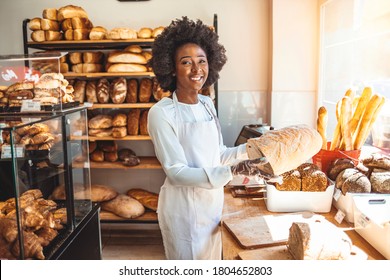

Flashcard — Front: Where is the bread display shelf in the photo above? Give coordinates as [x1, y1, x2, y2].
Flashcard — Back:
[25, 39, 154, 51]
[63, 72, 155, 79]
[100, 209, 157, 223]
[71, 135, 151, 141]
[89, 103, 155, 109]
[74, 157, 161, 169]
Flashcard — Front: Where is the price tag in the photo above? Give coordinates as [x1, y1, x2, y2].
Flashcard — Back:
[334, 209, 346, 224]
[1, 144, 25, 159]
[333, 188, 341, 201]
[21, 100, 41, 112]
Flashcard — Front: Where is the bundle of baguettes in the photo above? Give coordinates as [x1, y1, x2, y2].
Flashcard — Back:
[316, 87, 386, 151]
[247, 124, 323, 176]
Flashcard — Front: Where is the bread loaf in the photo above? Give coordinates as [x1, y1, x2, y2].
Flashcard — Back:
[98, 140, 117, 152]
[126, 78, 138, 103]
[107, 52, 147, 64]
[139, 78, 152, 103]
[327, 158, 355, 181]
[90, 149, 104, 162]
[83, 52, 104, 64]
[335, 168, 371, 194]
[88, 128, 113, 137]
[88, 114, 113, 129]
[300, 166, 328, 192]
[69, 52, 83, 64]
[370, 168, 390, 193]
[127, 188, 159, 211]
[107, 63, 147, 73]
[127, 109, 140, 135]
[82, 63, 103, 73]
[112, 126, 127, 138]
[139, 110, 149, 135]
[110, 77, 127, 104]
[274, 169, 301, 191]
[107, 28, 137, 40]
[152, 26, 165, 38]
[57, 5, 88, 21]
[73, 29, 90, 40]
[104, 151, 118, 162]
[45, 31, 62, 41]
[288, 221, 352, 260]
[29, 18, 42, 31]
[89, 26, 107, 40]
[61, 18, 73, 31]
[112, 113, 127, 127]
[246, 125, 322, 176]
[40, 19, 59, 31]
[31, 30, 45, 42]
[124, 45, 143, 54]
[362, 153, 390, 170]
[88, 141, 97, 154]
[90, 184, 118, 202]
[71, 17, 93, 30]
[73, 80, 86, 103]
[96, 78, 110, 103]
[42, 8, 58, 21]
[85, 80, 98, 103]
[101, 194, 145, 219]
[138, 27, 153, 39]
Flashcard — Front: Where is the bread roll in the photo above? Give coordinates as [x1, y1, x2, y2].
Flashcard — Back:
[88, 114, 113, 129]
[85, 80, 97, 103]
[90, 149, 104, 162]
[138, 27, 153, 39]
[110, 77, 127, 104]
[335, 168, 371, 194]
[83, 52, 104, 64]
[127, 109, 140, 135]
[112, 113, 127, 127]
[96, 78, 110, 103]
[69, 52, 83, 64]
[28, 18, 41, 31]
[362, 153, 390, 170]
[89, 26, 107, 40]
[316, 106, 328, 150]
[112, 126, 127, 138]
[104, 151, 118, 162]
[288, 221, 352, 260]
[107, 52, 147, 64]
[152, 26, 165, 38]
[126, 78, 138, 103]
[71, 17, 93, 30]
[139, 78, 152, 103]
[139, 110, 149, 135]
[42, 8, 57, 21]
[73, 29, 90, 40]
[327, 158, 355, 181]
[60, 63, 69, 73]
[40, 19, 59, 31]
[57, 5, 88, 21]
[61, 18, 73, 31]
[370, 168, 390, 193]
[64, 29, 74, 40]
[101, 194, 145, 219]
[31, 30, 45, 42]
[107, 63, 147, 73]
[127, 188, 159, 211]
[247, 125, 322, 176]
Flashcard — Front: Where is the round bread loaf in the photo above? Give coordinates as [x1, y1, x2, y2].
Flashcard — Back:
[362, 153, 390, 170]
[138, 27, 152, 39]
[90, 149, 104, 162]
[96, 78, 110, 104]
[118, 148, 136, 161]
[110, 77, 127, 104]
[327, 158, 355, 181]
[370, 168, 390, 193]
[104, 151, 118, 162]
[336, 168, 371, 194]
[101, 194, 144, 218]
[88, 114, 113, 129]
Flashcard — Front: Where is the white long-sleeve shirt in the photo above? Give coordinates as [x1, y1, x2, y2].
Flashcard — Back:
[147, 94, 248, 189]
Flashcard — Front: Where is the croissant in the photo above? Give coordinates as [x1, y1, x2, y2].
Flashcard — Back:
[0, 218, 18, 243]
[36, 227, 58, 246]
[0, 236, 16, 260]
[11, 230, 45, 260]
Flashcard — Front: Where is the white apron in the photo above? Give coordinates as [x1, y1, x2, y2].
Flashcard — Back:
[157, 93, 223, 260]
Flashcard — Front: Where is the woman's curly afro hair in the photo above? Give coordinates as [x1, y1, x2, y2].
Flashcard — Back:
[149, 16, 227, 92]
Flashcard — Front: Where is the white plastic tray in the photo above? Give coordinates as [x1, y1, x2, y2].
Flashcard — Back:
[265, 184, 334, 213]
[353, 195, 390, 260]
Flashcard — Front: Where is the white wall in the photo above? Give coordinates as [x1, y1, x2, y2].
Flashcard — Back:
[0, 0, 270, 146]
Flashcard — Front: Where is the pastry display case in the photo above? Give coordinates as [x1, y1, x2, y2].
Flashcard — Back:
[0, 107, 101, 259]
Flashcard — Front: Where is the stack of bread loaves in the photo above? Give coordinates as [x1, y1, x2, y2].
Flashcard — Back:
[33, 72, 74, 105]
[69, 51, 104, 73]
[58, 5, 92, 40]
[106, 45, 148, 73]
[28, 8, 62, 42]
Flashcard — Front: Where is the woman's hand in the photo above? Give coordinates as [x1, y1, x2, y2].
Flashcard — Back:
[230, 157, 272, 177]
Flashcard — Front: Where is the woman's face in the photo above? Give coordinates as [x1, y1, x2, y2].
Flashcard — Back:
[174, 43, 209, 93]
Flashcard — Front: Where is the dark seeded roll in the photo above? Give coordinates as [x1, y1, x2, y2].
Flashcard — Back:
[327, 158, 355, 181]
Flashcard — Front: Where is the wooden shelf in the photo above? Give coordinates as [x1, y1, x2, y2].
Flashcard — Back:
[26, 38, 154, 51]
[78, 157, 161, 169]
[89, 103, 155, 109]
[71, 135, 151, 141]
[63, 72, 155, 79]
[100, 209, 158, 223]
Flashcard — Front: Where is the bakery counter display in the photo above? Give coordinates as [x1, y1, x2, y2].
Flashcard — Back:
[0, 53, 79, 113]
[0, 108, 101, 259]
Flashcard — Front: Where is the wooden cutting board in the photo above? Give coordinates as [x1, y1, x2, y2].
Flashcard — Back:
[238, 245, 368, 260]
[223, 212, 325, 249]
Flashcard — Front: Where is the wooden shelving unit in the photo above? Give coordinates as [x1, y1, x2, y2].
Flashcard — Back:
[73, 157, 161, 169]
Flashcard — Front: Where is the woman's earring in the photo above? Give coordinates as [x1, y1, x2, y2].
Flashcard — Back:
[172, 73, 176, 76]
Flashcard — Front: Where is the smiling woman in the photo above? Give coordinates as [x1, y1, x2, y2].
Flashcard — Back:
[146, 16, 268, 260]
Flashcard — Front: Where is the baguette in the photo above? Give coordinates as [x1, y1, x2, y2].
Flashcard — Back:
[350, 87, 372, 140]
[330, 100, 342, 151]
[353, 94, 384, 149]
[316, 106, 328, 150]
[340, 96, 353, 151]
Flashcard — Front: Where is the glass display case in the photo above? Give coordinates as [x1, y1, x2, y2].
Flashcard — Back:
[0, 52, 78, 113]
[0, 107, 101, 260]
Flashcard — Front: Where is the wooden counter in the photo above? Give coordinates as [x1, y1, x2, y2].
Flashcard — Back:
[221, 188, 386, 260]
